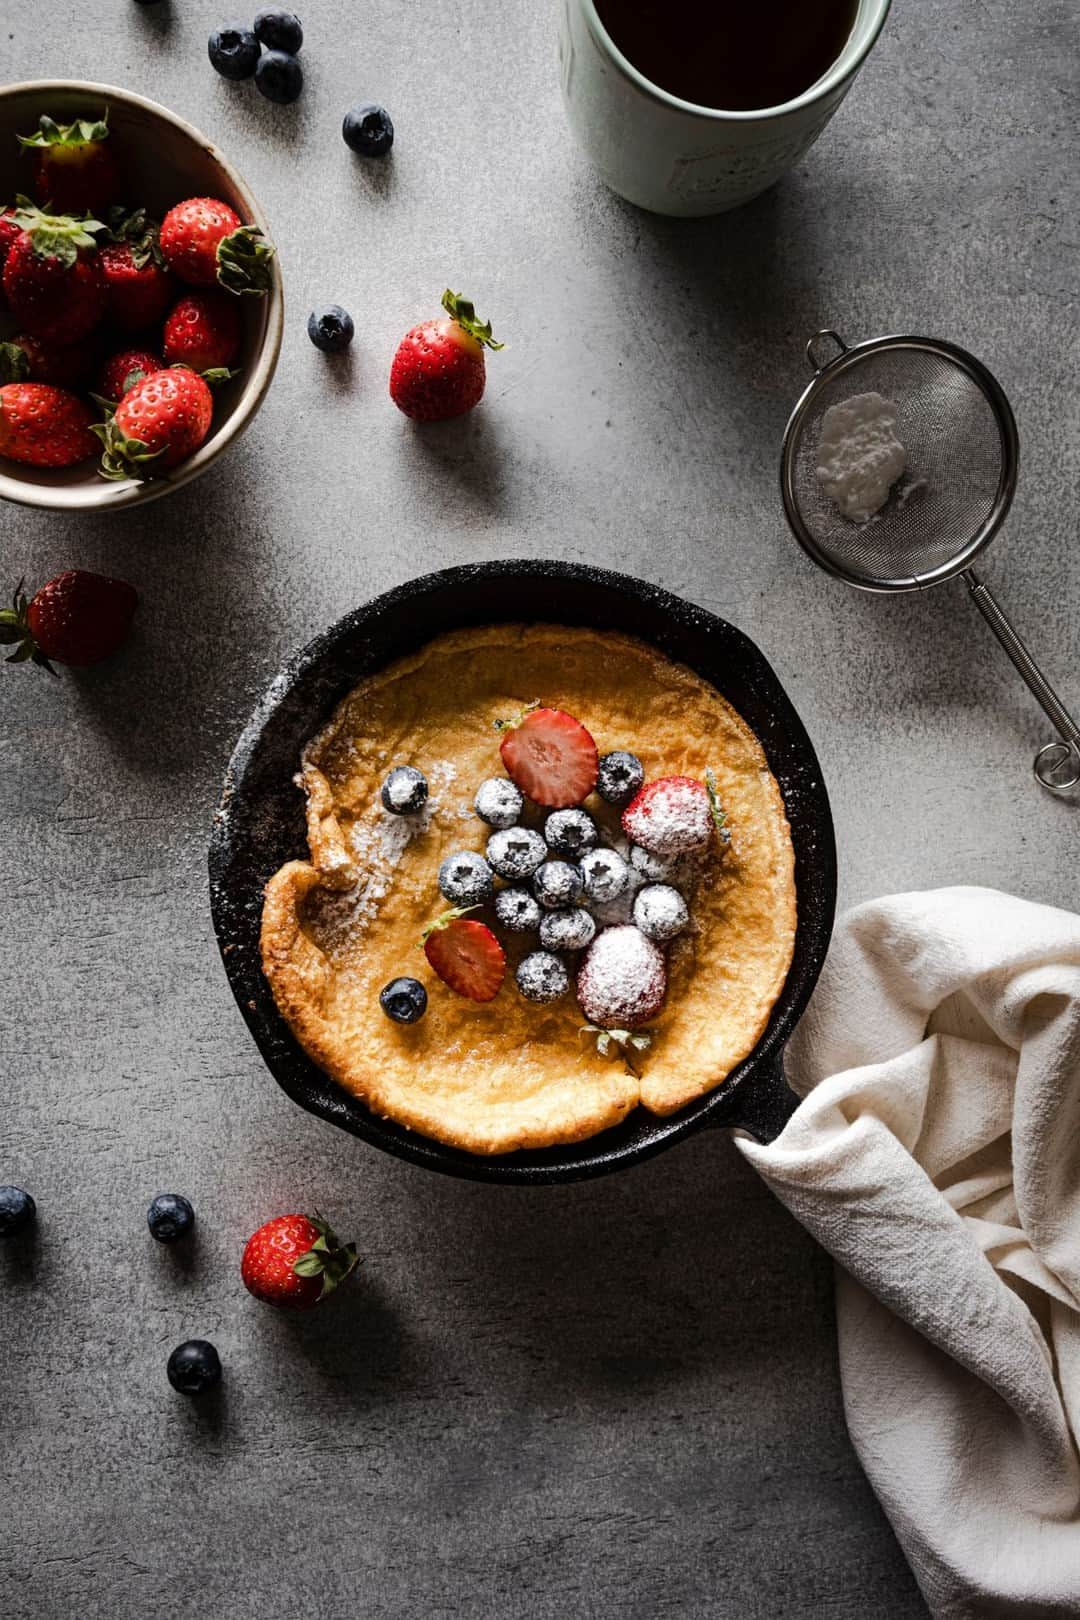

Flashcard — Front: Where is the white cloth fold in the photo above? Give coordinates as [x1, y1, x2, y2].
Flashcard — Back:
[737, 887, 1080, 1619]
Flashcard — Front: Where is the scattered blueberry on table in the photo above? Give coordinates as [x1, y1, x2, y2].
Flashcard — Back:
[380, 977, 428, 1024]
[343, 103, 394, 157]
[254, 8, 303, 51]
[208, 26, 261, 80]
[0, 1185, 36, 1236]
[167, 1340, 222, 1396]
[147, 1193, 195, 1244]
[256, 49, 303, 104]
[307, 305, 354, 353]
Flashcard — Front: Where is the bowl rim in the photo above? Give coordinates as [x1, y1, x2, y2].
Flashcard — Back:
[0, 78, 284, 513]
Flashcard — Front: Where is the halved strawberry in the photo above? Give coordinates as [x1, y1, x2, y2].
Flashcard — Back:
[422, 909, 505, 1002]
[497, 704, 598, 809]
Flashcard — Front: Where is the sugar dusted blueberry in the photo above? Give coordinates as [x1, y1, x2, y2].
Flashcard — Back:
[576, 925, 666, 1029]
[474, 777, 523, 830]
[486, 826, 546, 881]
[532, 859, 583, 910]
[544, 808, 597, 859]
[633, 884, 689, 942]
[494, 887, 541, 933]
[380, 765, 428, 816]
[629, 843, 679, 883]
[438, 850, 494, 907]
[540, 907, 596, 952]
[579, 846, 630, 904]
[516, 951, 570, 1004]
[596, 750, 644, 808]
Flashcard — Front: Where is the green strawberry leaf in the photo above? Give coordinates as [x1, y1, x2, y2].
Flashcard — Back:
[91, 417, 168, 482]
[442, 289, 504, 350]
[18, 112, 110, 149]
[12, 199, 106, 267]
[216, 226, 275, 296]
[704, 768, 731, 844]
[0, 342, 30, 385]
[581, 1024, 653, 1076]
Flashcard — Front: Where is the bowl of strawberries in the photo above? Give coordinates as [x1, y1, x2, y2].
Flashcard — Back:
[0, 79, 284, 511]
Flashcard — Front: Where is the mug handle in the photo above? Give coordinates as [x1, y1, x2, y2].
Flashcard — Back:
[705, 1047, 801, 1144]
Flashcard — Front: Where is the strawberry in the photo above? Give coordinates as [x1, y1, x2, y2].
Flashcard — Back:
[162, 289, 241, 374]
[93, 366, 214, 480]
[159, 197, 275, 295]
[621, 775, 714, 857]
[2, 203, 106, 344]
[0, 383, 96, 467]
[17, 113, 122, 216]
[241, 1212, 358, 1311]
[0, 331, 98, 388]
[0, 571, 138, 673]
[389, 289, 503, 422]
[96, 346, 161, 403]
[98, 209, 173, 331]
[0, 210, 22, 307]
[496, 703, 599, 809]
[422, 908, 506, 1001]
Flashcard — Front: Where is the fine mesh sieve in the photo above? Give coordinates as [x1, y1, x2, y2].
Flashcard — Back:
[780, 330, 1080, 793]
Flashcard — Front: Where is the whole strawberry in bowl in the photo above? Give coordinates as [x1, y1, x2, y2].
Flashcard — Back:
[0, 80, 283, 512]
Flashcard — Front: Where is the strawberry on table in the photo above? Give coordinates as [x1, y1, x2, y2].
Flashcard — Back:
[96, 346, 161, 403]
[93, 366, 214, 480]
[162, 289, 241, 374]
[98, 209, 173, 331]
[389, 289, 503, 422]
[422, 908, 506, 1001]
[17, 113, 122, 216]
[0, 570, 138, 673]
[159, 196, 275, 295]
[0, 331, 98, 388]
[496, 703, 599, 809]
[0, 382, 96, 467]
[241, 1212, 358, 1311]
[2, 204, 106, 344]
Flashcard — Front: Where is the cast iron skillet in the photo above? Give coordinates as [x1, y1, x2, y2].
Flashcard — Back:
[208, 561, 836, 1183]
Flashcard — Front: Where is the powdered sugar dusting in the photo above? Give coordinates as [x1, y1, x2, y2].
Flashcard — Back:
[576, 925, 667, 1028]
[622, 776, 712, 856]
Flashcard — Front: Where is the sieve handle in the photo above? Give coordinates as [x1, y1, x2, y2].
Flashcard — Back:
[964, 568, 1080, 793]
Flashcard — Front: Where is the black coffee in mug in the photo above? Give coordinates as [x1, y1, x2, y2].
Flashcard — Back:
[593, 0, 860, 112]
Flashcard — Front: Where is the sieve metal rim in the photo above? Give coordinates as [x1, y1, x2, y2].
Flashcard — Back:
[779, 332, 1020, 593]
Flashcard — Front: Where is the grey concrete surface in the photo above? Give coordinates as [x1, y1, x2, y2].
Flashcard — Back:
[2, 0, 1077, 1615]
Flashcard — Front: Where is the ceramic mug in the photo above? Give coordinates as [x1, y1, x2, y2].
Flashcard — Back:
[558, 0, 892, 217]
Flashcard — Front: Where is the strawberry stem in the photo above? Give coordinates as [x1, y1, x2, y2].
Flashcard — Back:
[419, 905, 479, 946]
[289, 1212, 359, 1300]
[704, 768, 731, 844]
[216, 226, 275, 296]
[441, 289, 504, 351]
[493, 699, 540, 734]
[11, 197, 106, 267]
[0, 579, 57, 676]
[17, 112, 110, 150]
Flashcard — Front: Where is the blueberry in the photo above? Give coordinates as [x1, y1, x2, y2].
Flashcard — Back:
[307, 305, 354, 353]
[515, 951, 569, 1004]
[544, 808, 597, 858]
[474, 777, 523, 830]
[208, 25, 261, 79]
[380, 976, 427, 1024]
[438, 850, 494, 907]
[167, 1339, 222, 1396]
[254, 8, 303, 51]
[380, 765, 428, 815]
[630, 843, 679, 883]
[597, 750, 645, 808]
[533, 859, 583, 910]
[494, 887, 541, 933]
[486, 827, 546, 881]
[147, 1193, 195, 1244]
[343, 103, 395, 157]
[255, 49, 303, 103]
[633, 883, 689, 942]
[579, 847, 630, 904]
[0, 1185, 35, 1236]
[540, 907, 596, 953]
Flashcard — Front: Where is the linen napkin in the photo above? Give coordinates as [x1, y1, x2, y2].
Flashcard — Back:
[736, 886, 1080, 1619]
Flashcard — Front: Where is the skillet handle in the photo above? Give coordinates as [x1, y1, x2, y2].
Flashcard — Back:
[708, 1047, 801, 1144]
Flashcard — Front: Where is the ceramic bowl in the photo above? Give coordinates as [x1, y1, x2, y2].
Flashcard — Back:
[0, 79, 284, 512]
